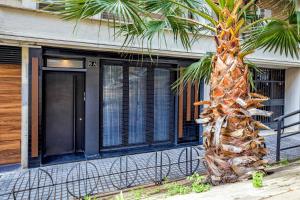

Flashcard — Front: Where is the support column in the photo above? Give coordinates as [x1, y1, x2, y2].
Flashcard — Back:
[85, 58, 100, 157]
[285, 68, 300, 130]
[21, 47, 29, 168]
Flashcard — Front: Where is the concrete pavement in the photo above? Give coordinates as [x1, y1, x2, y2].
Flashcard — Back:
[167, 162, 300, 200]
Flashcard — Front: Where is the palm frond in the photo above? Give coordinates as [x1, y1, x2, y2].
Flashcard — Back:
[172, 53, 213, 92]
[246, 60, 262, 91]
[47, 0, 145, 31]
[171, 53, 262, 92]
[242, 19, 300, 58]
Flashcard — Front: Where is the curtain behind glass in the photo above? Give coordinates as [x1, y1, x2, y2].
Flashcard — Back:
[128, 67, 147, 144]
[154, 68, 171, 142]
[102, 65, 123, 147]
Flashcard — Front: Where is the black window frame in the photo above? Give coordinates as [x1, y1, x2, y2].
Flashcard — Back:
[99, 59, 177, 150]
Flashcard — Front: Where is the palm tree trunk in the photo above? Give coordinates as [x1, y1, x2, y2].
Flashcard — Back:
[198, 19, 271, 185]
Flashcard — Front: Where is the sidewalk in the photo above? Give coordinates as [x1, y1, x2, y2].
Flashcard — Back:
[167, 162, 300, 200]
[0, 134, 300, 199]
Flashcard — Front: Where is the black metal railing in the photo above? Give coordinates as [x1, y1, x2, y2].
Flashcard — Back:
[274, 109, 300, 162]
[0, 146, 204, 200]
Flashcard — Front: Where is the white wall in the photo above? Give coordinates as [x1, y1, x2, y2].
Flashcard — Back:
[0, 5, 214, 58]
[0, 0, 22, 7]
[1, 5, 300, 66]
[284, 68, 300, 130]
[203, 83, 210, 101]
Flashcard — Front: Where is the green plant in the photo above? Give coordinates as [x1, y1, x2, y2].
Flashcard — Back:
[187, 173, 211, 193]
[165, 182, 192, 196]
[133, 189, 143, 200]
[191, 182, 211, 193]
[83, 195, 97, 200]
[279, 159, 290, 166]
[252, 171, 265, 188]
[115, 191, 125, 200]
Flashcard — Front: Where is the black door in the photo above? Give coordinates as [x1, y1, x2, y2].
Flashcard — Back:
[44, 72, 85, 157]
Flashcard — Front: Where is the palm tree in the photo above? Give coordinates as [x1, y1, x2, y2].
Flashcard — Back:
[49, 0, 300, 184]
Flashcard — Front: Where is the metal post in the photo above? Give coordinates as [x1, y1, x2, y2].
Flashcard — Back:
[125, 156, 128, 188]
[119, 157, 122, 189]
[276, 119, 282, 162]
[190, 147, 193, 175]
[155, 152, 158, 183]
[185, 148, 188, 176]
[160, 151, 163, 183]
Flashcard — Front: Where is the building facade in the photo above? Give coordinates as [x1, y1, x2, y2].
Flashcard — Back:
[0, 0, 299, 168]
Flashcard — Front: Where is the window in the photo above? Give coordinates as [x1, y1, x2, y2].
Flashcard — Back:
[128, 67, 147, 145]
[154, 68, 172, 142]
[47, 58, 84, 69]
[102, 65, 123, 147]
[100, 61, 177, 148]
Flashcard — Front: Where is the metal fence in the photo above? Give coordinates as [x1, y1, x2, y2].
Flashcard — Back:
[275, 110, 300, 162]
[0, 146, 204, 200]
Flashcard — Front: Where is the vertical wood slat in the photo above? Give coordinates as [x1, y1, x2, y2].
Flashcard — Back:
[178, 68, 184, 139]
[194, 81, 199, 120]
[0, 64, 21, 165]
[31, 57, 39, 158]
[186, 81, 191, 121]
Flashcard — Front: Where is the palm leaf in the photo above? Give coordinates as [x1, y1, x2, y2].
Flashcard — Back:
[172, 53, 262, 92]
[246, 60, 262, 91]
[242, 19, 300, 58]
[47, 0, 145, 32]
[172, 53, 213, 92]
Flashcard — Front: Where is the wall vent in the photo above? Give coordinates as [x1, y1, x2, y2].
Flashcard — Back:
[0, 46, 21, 64]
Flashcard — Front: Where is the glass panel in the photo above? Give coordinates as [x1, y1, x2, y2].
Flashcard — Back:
[154, 68, 171, 142]
[102, 65, 123, 147]
[128, 67, 147, 144]
[47, 58, 83, 68]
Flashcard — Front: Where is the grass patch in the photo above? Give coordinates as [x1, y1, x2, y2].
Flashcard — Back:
[279, 159, 289, 166]
[85, 173, 211, 199]
[165, 182, 192, 196]
[165, 173, 211, 196]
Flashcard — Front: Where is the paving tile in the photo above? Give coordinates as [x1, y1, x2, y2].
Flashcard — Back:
[0, 135, 300, 199]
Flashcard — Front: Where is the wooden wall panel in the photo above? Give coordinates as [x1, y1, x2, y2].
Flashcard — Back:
[186, 81, 191, 121]
[194, 81, 199, 120]
[178, 69, 184, 139]
[0, 64, 21, 165]
[31, 57, 39, 158]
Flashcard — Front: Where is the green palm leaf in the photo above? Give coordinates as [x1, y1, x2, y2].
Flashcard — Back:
[171, 53, 261, 92]
[242, 19, 300, 58]
[47, 0, 145, 31]
[172, 53, 213, 92]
